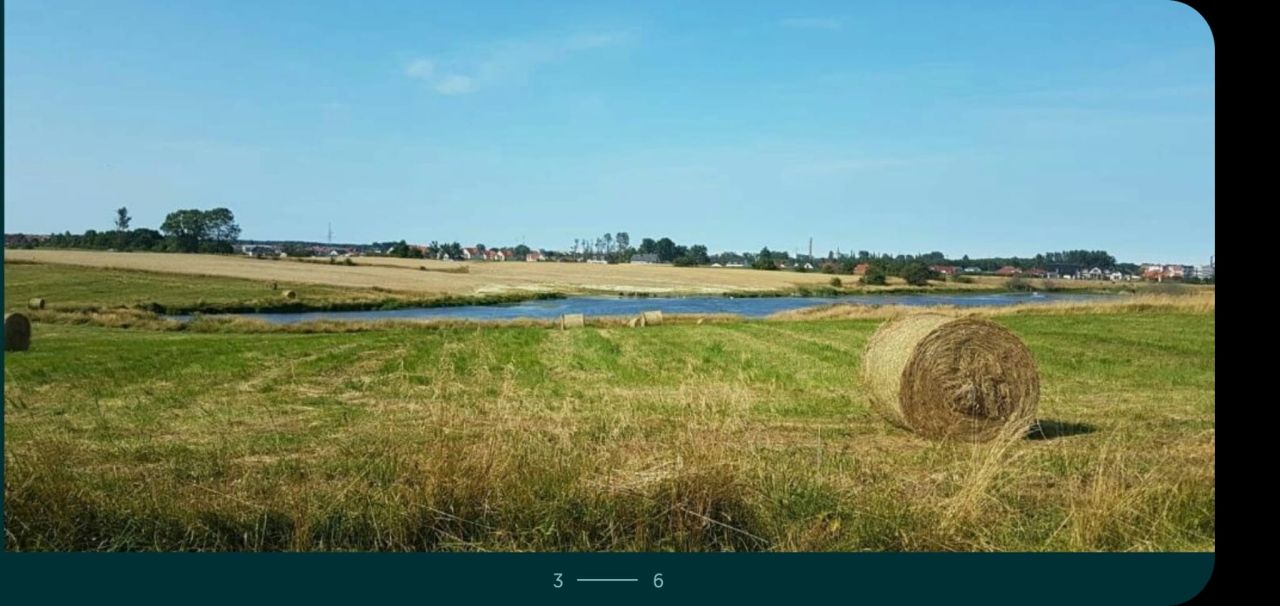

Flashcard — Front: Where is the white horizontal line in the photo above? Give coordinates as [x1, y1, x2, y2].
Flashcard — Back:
[576, 578, 638, 582]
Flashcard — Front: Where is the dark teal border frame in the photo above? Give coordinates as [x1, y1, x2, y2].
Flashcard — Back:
[0, 553, 1214, 603]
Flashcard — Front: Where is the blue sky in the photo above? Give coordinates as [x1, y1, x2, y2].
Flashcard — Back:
[4, 1, 1213, 264]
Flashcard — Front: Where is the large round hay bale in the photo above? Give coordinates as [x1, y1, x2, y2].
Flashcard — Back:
[27, 298, 45, 310]
[5, 312, 31, 351]
[628, 317, 640, 328]
[282, 290, 297, 300]
[860, 313, 1039, 441]
[640, 310, 663, 327]
[560, 313, 585, 329]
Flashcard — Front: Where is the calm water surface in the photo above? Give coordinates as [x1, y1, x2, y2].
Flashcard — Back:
[183, 292, 1114, 324]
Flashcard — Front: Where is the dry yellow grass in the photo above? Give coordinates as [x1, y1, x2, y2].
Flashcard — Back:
[8, 249, 997, 296]
[770, 292, 1215, 321]
[7, 250, 1164, 298]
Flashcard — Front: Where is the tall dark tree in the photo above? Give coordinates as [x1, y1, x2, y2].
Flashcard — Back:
[159, 209, 208, 252]
[654, 237, 678, 263]
[115, 207, 132, 231]
[638, 238, 657, 255]
[752, 247, 778, 270]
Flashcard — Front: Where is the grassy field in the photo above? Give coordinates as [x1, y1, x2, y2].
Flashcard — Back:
[2, 262, 1214, 552]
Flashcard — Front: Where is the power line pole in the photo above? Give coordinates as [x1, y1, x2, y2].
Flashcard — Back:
[327, 223, 333, 245]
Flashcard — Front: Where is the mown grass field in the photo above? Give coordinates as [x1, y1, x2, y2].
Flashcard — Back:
[2, 261, 1214, 552]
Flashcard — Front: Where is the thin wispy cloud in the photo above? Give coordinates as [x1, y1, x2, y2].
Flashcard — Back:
[779, 17, 843, 31]
[405, 31, 634, 95]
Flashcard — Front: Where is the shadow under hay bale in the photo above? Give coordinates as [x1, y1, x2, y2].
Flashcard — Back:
[28, 298, 46, 310]
[860, 313, 1040, 442]
[282, 290, 297, 300]
[1026, 419, 1097, 440]
[560, 313, 585, 329]
[5, 312, 31, 351]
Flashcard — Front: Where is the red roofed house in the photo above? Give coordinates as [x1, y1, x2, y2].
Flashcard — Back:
[525, 251, 543, 262]
[930, 265, 959, 275]
[462, 247, 482, 260]
[995, 265, 1023, 276]
[853, 263, 870, 275]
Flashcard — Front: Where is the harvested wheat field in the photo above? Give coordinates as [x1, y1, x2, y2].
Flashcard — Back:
[2, 262, 1215, 552]
[7, 249, 851, 296]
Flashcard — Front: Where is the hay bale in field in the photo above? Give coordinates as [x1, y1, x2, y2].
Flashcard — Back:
[5, 312, 31, 351]
[860, 313, 1039, 442]
[282, 290, 297, 300]
[560, 313, 585, 329]
[639, 310, 663, 327]
[696, 318, 705, 325]
[628, 317, 640, 328]
[27, 298, 45, 310]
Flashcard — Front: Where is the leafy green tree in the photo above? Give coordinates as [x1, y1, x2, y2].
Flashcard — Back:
[160, 209, 208, 252]
[654, 237, 678, 262]
[690, 244, 709, 265]
[638, 238, 657, 255]
[861, 264, 888, 285]
[901, 261, 935, 286]
[752, 247, 778, 270]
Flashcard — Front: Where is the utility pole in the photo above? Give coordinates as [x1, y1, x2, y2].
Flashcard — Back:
[808, 237, 813, 260]
[327, 223, 333, 244]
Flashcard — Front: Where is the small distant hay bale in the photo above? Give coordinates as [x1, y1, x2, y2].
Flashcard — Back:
[282, 290, 297, 300]
[560, 313, 585, 329]
[696, 318, 705, 325]
[628, 317, 640, 328]
[27, 298, 45, 310]
[639, 310, 663, 327]
[860, 313, 1039, 442]
[5, 312, 31, 351]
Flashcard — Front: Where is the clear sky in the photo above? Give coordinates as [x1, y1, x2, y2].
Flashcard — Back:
[4, 0, 1214, 264]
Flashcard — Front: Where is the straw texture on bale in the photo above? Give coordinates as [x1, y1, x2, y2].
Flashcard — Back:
[639, 310, 663, 327]
[860, 313, 1039, 441]
[28, 298, 46, 310]
[282, 290, 297, 300]
[559, 313, 585, 329]
[627, 317, 639, 328]
[5, 313, 31, 351]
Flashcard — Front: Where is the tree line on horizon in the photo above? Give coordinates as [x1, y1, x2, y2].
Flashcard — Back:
[8, 209, 1172, 284]
[7, 207, 241, 254]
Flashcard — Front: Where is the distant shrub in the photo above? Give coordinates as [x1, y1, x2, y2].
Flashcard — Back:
[1145, 282, 1194, 296]
[901, 262, 934, 286]
[949, 274, 974, 284]
[829, 277, 843, 288]
[861, 265, 888, 286]
[343, 257, 355, 266]
[1006, 275, 1035, 292]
